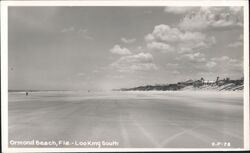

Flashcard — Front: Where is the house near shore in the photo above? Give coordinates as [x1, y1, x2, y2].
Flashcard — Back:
[203, 80, 216, 85]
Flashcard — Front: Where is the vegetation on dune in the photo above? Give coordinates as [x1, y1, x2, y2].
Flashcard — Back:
[114, 77, 244, 91]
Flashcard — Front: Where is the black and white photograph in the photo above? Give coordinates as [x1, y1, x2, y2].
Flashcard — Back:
[1, 0, 249, 152]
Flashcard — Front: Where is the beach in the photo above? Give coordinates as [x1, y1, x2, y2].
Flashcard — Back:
[8, 91, 243, 148]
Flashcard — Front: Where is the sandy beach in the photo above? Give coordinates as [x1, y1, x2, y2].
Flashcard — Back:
[8, 91, 243, 148]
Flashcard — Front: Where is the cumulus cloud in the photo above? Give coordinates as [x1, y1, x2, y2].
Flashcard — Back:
[78, 28, 88, 33]
[145, 24, 206, 42]
[61, 26, 94, 40]
[78, 28, 93, 40]
[121, 37, 136, 44]
[61, 26, 75, 33]
[177, 52, 206, 63]
[110, 52, 158, 72]
[164, 63, 181, 75]
[210, 56, 243, 74]
[172, 70, 181, 74]
[178, 7, 243, 31]
[228, 42, 243, 48]
[206, 61, 217, 69]
[147, 41, 175, 52]
[145, 24, 215, 53]
[166, 63, 179, 67]
[228, 34, 243, 48]
[92, 70, 100, 73]
[164, 7, 198, 14]
[77, 73, 86, 77]
[170, 52, 210, 74]
[110, 45, 132, 55]
[211, 56, 231, 62]
[239, 34, 243, 40]
[169, 53, 242, 77]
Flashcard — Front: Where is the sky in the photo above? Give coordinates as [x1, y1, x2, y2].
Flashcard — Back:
[8, 6, 244, 91]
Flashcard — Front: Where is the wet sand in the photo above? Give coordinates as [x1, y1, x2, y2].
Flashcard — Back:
[8, 91, 243, 148]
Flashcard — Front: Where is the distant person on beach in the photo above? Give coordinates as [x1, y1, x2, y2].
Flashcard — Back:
[26, 92, 28, 96]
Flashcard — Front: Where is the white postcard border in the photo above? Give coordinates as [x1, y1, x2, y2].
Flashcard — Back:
[1, 0, 249, 152]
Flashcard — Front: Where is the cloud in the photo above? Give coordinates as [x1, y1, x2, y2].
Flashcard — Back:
[168, 53, 242, 78]
[77, 73, 86, 77]
[228, 34, 243, 48]
[61, 26, 75, 33]
[166, 63, 179, 67]
[239, 34, 243, 40]
[172, 70, 180, 74]
[121, 37, 136, 44]
[145, 24, 206, 42]
[61, 26, 94, 40]
[206, 61, 217, 69]
[209, 56, 243, 74]
[92, 70, 100, 73]
[211, 56, 230, 62]
[78, 29, 88, 33]
[147, 41, 175, 53]
[166, 54, 209, 75]
[177, 52, 206, 63]
[78, 28, 93, 40]
[62, 26, 88, 33]
[110, 52, 158, 72]
[228, 42, 243, 48]
[145, 24, 215, 53]
[110, 45, 132, 55]
[164, 7, 198, 14]
[178, 7, 243, 31]
[210, 56, 243, 74]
